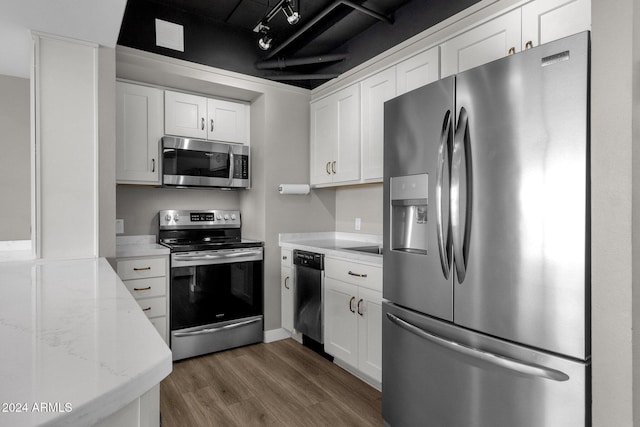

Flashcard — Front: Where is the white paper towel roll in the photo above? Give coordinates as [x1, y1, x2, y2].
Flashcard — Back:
[278, 184, 310, 195]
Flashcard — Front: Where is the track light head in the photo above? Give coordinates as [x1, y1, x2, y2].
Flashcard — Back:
[257, 24, 272, 50]
[282, 3, 300, 25]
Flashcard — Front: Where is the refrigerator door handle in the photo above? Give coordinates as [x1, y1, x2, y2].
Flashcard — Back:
[451, 107, 472, 282]
[386, 312, 570, 382]
[436, 110, 452, 279]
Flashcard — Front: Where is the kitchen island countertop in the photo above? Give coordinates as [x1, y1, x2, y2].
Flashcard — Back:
[0, 257, 172, 427]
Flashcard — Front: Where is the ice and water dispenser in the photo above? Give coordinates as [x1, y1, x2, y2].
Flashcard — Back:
[390, 174, 429, 255]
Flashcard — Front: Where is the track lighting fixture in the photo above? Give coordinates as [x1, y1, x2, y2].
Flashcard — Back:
[257, 23, 272, 50]
[282, 1, 300, 25]
[253, 0, 300, 50]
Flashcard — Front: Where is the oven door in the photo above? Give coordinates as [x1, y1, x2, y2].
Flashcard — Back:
[170, 248, 263, 330]
[170, 247, 263, 360]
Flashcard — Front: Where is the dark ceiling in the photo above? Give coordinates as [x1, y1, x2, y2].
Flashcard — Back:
[118, 0, 480, 89]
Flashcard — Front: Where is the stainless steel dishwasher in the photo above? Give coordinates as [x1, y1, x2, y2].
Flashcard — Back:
[293, 250, 324, 344]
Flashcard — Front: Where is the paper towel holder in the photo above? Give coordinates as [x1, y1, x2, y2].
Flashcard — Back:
[278, 184, 310, 195]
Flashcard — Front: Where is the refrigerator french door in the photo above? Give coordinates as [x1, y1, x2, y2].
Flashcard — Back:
[383, 32, 590, 426]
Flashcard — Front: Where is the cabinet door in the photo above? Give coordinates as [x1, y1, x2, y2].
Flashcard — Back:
[116, 82, 163, 184]
[324, 278, 358, 367]
[357, 288, 382, 382]
[333, 84, 361, 184]
[207, 98, 248, 144]
[310, 96, 336, 186]
[361, 67, 396, 182]
[522, 0, 590, 49]
[441, 9, 521, 77]
[396, 47, 440, 96]
[164, 90, 208, 139]
[281, 265, 294, 332]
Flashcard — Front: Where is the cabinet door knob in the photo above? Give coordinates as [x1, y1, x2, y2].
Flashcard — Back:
[525, 41, 533, 49]
[357, 299, 364, 316]
[349, 296, 356, 313]
[508, 47, 516, 55]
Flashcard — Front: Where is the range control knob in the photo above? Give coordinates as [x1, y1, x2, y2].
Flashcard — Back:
[174, 214, 180, 222]
[231, 214, 237, 220]
[165, 214, 172, 222]
[224, 214, 230, 220]
[217, 214, 222, 220]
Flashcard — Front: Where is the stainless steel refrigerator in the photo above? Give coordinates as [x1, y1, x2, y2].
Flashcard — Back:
[382, 32, 590, 427]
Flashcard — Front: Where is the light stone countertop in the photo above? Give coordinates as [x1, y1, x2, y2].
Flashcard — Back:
[0, 257, 172, 427]
[115, 235, 170, 258]
[279, 232, 383, 266]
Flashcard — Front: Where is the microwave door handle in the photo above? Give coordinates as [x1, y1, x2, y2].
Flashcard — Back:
[228, 145, 235, 186]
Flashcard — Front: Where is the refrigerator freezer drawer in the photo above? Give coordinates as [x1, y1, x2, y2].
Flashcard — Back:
[382, 302, 589, 427]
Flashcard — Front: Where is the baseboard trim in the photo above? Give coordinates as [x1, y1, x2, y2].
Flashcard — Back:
[263, 328, 291, 343]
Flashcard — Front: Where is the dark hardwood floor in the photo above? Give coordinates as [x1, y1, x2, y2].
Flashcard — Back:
[160, 338, 382, 426]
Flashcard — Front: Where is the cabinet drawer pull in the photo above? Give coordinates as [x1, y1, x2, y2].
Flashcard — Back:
[326, 162, 331, 174]
[142, 307, 152, 312]
[348, 271, 368, 278]
[151, 158, 155, 172]
[525, 40, 533, 49]
[201, 117, 205, 130]
[133, 286, 152, 291]
[133, 266, 151, 271]
[349, 296, 356, 313]
[331, 161, 336, 174]
[211, 119, 214, 132]
[357, 299, 364, 316]
[508, 47, 516, 55]
[284, 276, 290, 290]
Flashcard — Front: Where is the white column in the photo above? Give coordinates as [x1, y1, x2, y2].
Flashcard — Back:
[32, 33, 99, 259]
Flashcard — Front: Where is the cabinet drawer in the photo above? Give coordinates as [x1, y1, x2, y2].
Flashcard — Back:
[117, 257, 166, 280]
[149, 317, 168, 343]
[281, 248, 292, 267]
[136, 296, 167, 318]
[123, 277, 166, 299]
[325, 258, 382, 291]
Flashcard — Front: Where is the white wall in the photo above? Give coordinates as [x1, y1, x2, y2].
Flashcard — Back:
[335, 184, 383, 234]
[0, 74, 30, 241]
[590, 0, 638, 425]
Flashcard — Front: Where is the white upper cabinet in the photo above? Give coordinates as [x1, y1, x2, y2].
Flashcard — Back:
[522, 0, 591, 49]
[310, 83, 361, 187]
[164, 90, 208, 139]
[439, 8, 522, 78]
[361, 67, 396, 182]
[116, 82, 163, 185]
[165, 90, 249, 144]
[207, 98, 248, 144]
[396, 47, 440, 96]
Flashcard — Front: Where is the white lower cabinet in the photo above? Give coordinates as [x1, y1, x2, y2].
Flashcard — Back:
[324, 257, 382, 383]
[281, 248, 294, 333]
[116, 255, 170, 344]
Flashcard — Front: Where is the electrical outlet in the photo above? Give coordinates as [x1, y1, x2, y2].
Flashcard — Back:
[116, 219, 124, 234]
[355, 217, 361, 231]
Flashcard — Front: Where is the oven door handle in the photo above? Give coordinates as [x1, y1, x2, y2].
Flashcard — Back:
[173, 250, 262, 262]
[173, 318, 261, 337]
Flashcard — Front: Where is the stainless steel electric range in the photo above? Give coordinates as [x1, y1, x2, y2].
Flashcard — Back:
[159, 209, 264, 361]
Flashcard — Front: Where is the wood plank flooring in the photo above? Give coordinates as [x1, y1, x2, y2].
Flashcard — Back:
[160, 338, 382, 427]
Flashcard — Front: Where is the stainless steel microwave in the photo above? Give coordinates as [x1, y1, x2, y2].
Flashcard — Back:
[162, 136, 250, 189]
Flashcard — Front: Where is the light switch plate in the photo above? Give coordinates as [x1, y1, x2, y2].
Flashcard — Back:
[355, 218, 361, 231]
[115, 219, 124, 234]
